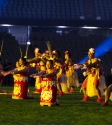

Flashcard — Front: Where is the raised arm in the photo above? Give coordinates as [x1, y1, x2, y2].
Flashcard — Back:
[26, 57, 41, 63]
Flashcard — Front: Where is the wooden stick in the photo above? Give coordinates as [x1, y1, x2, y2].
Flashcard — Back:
[25, 44, 29, 58]
[19, 46, 22, 58]
[46, 41, 52, 58]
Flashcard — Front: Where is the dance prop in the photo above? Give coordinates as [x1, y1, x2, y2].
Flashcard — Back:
[19, 46, 22, 58]
[46, 41, 52, 58]
[25, 41, 31, 58]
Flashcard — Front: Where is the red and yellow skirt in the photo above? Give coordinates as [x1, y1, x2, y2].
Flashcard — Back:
[40, 78, 57, 106]
[12, 80, 28, 99]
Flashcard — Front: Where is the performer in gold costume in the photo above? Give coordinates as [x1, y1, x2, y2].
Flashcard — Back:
[30, 59, 46, 93]
[79, 48, 105, 102]
[52, 50, 64, 96]
[55, 59, 69, 94]
[11, 58, 29, 99]
[27, 48, 42, 70]
[40, 60, 59, 106]
[65, 51, 79, 93]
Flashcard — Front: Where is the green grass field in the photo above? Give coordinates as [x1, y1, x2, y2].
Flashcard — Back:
[0, 86, 112, 125]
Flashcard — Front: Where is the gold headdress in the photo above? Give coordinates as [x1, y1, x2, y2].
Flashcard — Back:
[89, 48, 94, 54]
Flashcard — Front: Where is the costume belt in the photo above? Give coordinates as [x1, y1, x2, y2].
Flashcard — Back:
[42, 78, 54, 81]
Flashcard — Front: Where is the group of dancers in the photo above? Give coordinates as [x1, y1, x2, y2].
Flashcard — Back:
[0, 44, 112, 106]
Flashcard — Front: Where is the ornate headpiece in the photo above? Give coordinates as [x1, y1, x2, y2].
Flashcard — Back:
[89, 48, 94, 54]
[52, 50, 57, 55]
[45, 50, 49, 54]
[64, 50, 71, 57]
[64, 51, 69, 54]
[34, 48, 39, 53]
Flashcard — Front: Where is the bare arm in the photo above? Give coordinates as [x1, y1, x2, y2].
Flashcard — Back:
[11, 67, 28, 74]
[26, 57, 41, 63]
[30, 71, 46, 78]
[43, 71, 56, 78]
[85, 59, 100, 68]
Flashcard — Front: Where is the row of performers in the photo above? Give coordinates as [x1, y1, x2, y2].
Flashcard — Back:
[29, 49, 80, 94]
[0, 48, 112, 106]
[0, 49, 80, 106]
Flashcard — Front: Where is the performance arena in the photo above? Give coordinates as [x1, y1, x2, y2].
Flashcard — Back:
[0, 0, 112, 125]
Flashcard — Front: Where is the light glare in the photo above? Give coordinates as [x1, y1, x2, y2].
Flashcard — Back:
[78, 36, 112, 64]
[56, 26, 68, 28]
[81, 26, 99, 29]
[0, 24, 14, 26]
[27, 41, 31, 45]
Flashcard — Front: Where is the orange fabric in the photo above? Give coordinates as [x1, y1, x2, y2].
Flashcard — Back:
[93, 76, 99, 85]
[82, 77, 88, 88]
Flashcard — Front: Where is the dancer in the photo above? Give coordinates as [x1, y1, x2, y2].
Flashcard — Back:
[0, 62, 11, 95]
[102, 84, 112, 106]
[64, 51, 79, 93]
[30, 59, 46, 93]
[27, 47, 43, 92]
[78, 48, 105, 102]
[52, 50, 64, 95]
[0, 39, 12, 94]
[55, 60, 69, 94]
[44, 50, 50, 61]
[27, 47, 42, 71]
[40, 60, 59, 106]
[2, 58, 31, 99]
[11, 58, 29, 99]
[52, 50, 63, 63]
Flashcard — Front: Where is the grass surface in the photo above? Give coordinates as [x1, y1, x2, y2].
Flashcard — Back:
[0, 86, 112, 125]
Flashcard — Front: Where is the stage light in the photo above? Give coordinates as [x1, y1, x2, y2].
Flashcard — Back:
[78, 56, 88, 64]
[81, 26, 99, 29]
[0, 24, 14, 26]
[27, 41, 31, 45]
[78, 35, 112, 64]
[94, 36, 112, 57]
[56, 26, 68, 28]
